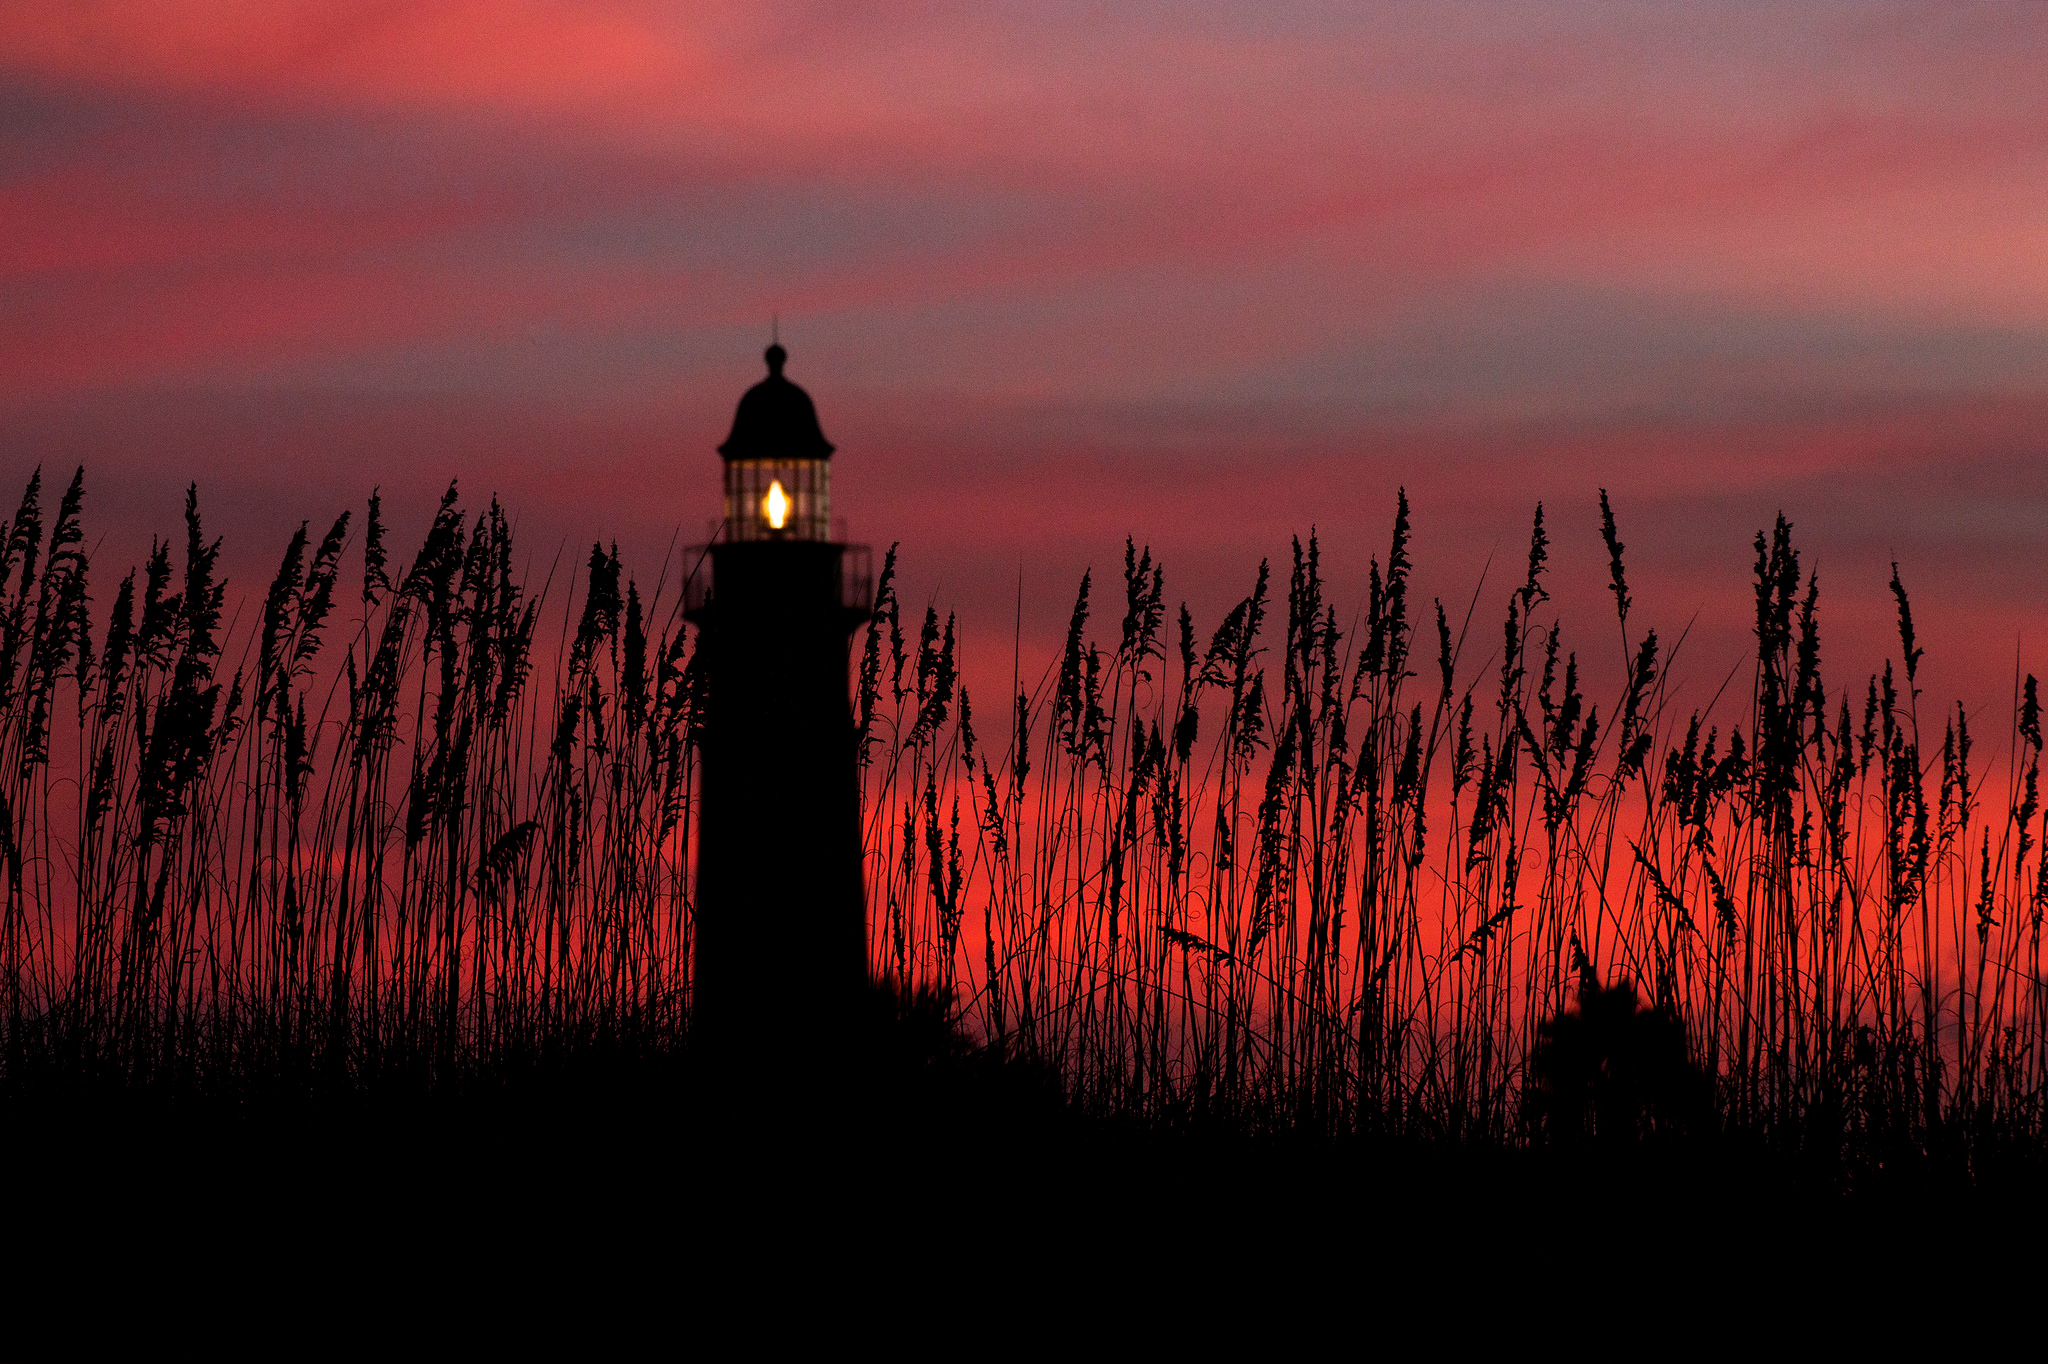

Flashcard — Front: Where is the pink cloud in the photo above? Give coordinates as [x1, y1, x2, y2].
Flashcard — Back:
[0, 1, 686, 110]
[5, 1, 2045, 408]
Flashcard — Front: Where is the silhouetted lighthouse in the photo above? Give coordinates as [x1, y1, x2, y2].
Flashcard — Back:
[687, 343, 871, 1051]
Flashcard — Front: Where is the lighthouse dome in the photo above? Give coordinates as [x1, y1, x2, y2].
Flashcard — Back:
[717, 344, 835, 461]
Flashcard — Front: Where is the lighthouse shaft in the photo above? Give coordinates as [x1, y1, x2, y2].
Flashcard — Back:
[691, 540, 868, 1044]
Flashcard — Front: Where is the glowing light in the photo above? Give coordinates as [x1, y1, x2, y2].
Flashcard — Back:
[763, 479, 790, 530]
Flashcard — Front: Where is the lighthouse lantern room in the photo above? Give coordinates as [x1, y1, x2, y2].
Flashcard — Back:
[717, 342, 834, 541]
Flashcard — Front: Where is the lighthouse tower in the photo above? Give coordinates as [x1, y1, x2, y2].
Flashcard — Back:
[687, 344, 871, 1052]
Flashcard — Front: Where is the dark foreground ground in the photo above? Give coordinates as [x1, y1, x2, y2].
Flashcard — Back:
[5, 1005, 2042, 1350]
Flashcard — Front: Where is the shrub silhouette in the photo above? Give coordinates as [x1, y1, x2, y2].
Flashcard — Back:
[1530, 976, 1710, 1144]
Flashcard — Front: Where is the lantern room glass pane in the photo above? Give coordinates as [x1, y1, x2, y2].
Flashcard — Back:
[723, 458, 831, 541]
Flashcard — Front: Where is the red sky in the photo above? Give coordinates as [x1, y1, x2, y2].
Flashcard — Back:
[4, 1, 2047, 726]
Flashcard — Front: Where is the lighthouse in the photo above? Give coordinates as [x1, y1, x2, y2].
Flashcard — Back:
[687, 343, 871, 1054]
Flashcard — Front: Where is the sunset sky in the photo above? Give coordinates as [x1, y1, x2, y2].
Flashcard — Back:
[5, 1, 2046, 721]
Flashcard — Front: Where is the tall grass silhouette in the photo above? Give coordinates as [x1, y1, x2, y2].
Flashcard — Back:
[1, 473, 701, 1094]
[3, 467, 2043, 1172]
